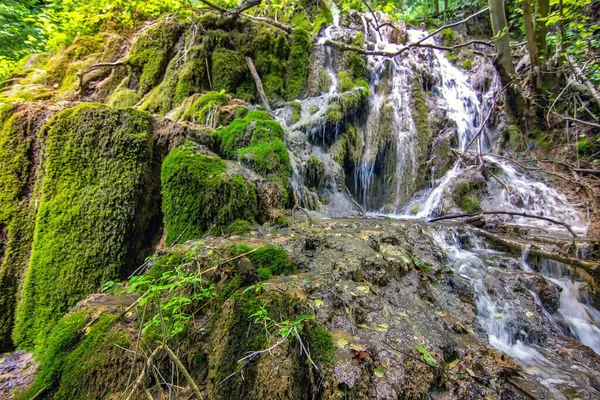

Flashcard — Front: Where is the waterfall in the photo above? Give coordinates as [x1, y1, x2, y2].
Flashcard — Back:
[433, 229, 600, 399]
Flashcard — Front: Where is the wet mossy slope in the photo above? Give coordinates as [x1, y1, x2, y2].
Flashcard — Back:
[13, 103, 161, 349]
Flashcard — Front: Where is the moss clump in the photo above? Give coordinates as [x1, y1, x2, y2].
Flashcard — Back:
[461, 59, 473, 69]
[230, 244, 297, 276]
[289, 101, 302, 124]
[286, 25, 312, 100]
[127, 19, 182, 94]
[161, 142, 260, 245]
[453, 180, 481, 213]
[226, 219, 253, 236]
[411, 80, 431, 189]
[305, 324, 335, 367]
[318, 68, 331, 94]
[13, 104, 160, 350]
[577, 140, 592, 156]
[213, 111, 291, 185]
[305, 156, 325, 189]
[212, 48, 247, 94]
[346, 34, 367, 80]
[17, 311, 132, 400]
[440, 28, 460, 47]
[0, 105, 38, 350]
[326, 103, 344, 124]
[506, 123, 524, 152]
[338, 71, 355, 92]
[106, 78, 141, 108]
[180, 91, 227, 126]
[330, 123, 361, 165]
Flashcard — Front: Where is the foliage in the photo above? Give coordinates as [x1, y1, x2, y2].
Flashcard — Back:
[230, 244, 297, 277]
[13, 103, 160, 350]
[416, 345, 437, 367]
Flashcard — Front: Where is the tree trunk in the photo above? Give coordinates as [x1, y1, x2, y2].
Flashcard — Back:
[523, 0, 542, 89]
[444, 0, 449, 14]
[536, 0, 549, 64]
[488, 0, 519, 116]
[433, 0, 439, 16]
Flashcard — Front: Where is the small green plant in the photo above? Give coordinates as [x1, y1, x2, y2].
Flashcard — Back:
[416, 345, 437, 367]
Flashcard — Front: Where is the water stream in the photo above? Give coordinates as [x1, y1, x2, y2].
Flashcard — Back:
[273, 13, 597, 397]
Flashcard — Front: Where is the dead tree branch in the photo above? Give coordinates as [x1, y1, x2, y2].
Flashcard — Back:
[245, 56, 272, 113]
[324, 7, 490, 57]
[471, 227, 597, 271]
[163, 344, 204, 399]
[77, 61, 125, 95]
[429, 210, 578, 237]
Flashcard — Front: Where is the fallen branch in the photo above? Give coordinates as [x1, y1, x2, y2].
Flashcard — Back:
[240, 14, 292, 33]
[245, 56, 272, 114]
[219, 247, 259, 266]
[163, 344, 204, 399]
[323, 39, 492, 57]
[345, 186, 365, 216]
[292, 204, 313, 226]
[125, 345, 163, 400]
[470, 228, 597, 271]
[429, 211, 578, 237]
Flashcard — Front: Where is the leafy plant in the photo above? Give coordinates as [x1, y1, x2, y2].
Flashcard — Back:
[416, 345, 437, 367]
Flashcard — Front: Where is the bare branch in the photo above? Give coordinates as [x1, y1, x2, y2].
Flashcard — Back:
[429, 210, 578, 237]
[245, 56, 272, 113]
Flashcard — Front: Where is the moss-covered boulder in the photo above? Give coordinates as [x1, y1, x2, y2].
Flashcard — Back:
[0, 104, 49, 351]
[161, 142, 274, 245]
[213, 110, 291, 185]
[13, 103, 161, 350]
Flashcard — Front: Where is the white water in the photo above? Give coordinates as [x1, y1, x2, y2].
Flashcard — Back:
[434, 229, 600, 398]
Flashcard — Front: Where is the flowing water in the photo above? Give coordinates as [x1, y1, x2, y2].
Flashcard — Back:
[273, 12, 597, 397]
[433, 229, 600, 399]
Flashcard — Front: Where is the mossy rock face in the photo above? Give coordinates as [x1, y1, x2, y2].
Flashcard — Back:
[161, 142, 263, 245]
[128, 19, 183, 95]
[13, 103, 161, 350]
[411, 79, 432, 190]
[286, 26, 312, 100]
[305, 156, 325, 189]
[207, 290, 328, 399]
[16, 309, 134, 400]
[213, 111, 291, 185]
[452, 179, 482, 213]
[0, 104, 46, 351]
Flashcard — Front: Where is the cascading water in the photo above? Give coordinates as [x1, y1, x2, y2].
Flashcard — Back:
[271, 10, 598, 398]
[433, 228, 600, 399]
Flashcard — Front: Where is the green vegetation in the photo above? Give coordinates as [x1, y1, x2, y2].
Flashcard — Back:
[230, 244, 297, 277]
[161, 142, 260, 245]
[453, 180, 482, 213]
[13, 103, 160, 350]
[286, 24, 312, 100]
[225, 219, 254, 235]
[213, 111, 291, 184]
[0, 105, 37, 350]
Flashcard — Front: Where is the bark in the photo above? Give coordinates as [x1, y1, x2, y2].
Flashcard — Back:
[523, 0, 542, 89]
[245, 56, 272, 114]
[433, 0, 439, 17]
[536, 0, 549, 63]
[488, 0, 514, 82]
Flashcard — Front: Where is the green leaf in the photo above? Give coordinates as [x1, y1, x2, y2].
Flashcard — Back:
[416, 345, 437, 367]
[336, 337, 349, 348]
[314, 299, 324, 308]
[374, 366, 386, 378]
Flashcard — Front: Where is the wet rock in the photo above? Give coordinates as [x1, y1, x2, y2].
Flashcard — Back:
[237, 257, 257, 284]
[527, 275, 562, 312]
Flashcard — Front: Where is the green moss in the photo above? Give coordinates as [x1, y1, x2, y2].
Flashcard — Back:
[411, 80, 431, 187]
[0, 106, 38, 350]
[453, 180, 481, 213]
[181, 91, 227, 126]
[257, 266, 272, 280]
[289, 101, 302, 124]
[226, 219, 253, 235]
[17, 311, 131, 400]
[305, 324, 335, 367]
[229, 244, 297, 276]
[127, 19, 181, 94]
[440, 28, 460, 47]
[305, 156, 325, 189]
[13, 104, 160, 350]
[326, 103, 343, 124]
[212, 48, 247, 94]
[461, 59, 473, 69]
[318, 68, 331, 94]
[330, 123, 361, 165]
[286, 25, 312, 100]
[506, 124, 524, 152]
[338, 71, 355, 92]
[213, 111, 291, 185]
[578, 140, 592, 155]
[161, 142, 260, 245]
[347, 34, 367, 80]
[106, 78, 141, 108]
